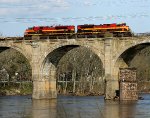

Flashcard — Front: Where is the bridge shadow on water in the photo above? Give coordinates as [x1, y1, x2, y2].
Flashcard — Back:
[0, 94, 150, 118]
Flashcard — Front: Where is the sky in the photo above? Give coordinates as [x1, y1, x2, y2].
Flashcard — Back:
[0, 0, 150, 36]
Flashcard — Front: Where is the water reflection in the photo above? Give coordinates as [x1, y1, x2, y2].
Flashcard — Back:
[32, 96, 102, 118]
[56, 96, 102, 118]
[32, 99, 57, 118]
[0, 95, 32, 118]
[0, 94, 150, 118]
[119, 101, 137, 118]
[103, 100, 137, 118]
[103, 101, 120, 118]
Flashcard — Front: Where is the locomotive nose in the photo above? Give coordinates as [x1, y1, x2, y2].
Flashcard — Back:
[77, 26, 81, 29]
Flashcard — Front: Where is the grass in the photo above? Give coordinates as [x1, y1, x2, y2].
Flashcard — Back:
[0, 82, 32, 95]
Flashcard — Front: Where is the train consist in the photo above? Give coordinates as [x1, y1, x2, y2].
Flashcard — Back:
[24, 23, 132, 39]
[24, 25, 75, 39]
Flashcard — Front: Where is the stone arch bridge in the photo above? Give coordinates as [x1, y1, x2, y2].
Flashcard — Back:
[0, 36, 150, 99]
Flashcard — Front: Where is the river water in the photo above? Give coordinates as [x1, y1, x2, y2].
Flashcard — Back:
[0, 94, 150, 118]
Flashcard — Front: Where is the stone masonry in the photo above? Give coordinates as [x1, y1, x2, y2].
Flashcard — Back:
[0, 36, 150, 99]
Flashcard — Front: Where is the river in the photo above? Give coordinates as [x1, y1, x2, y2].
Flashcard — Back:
[0, 94, 150, 118]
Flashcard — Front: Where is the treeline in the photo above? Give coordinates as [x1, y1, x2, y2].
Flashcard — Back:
[0, 49, 31, 82]
[0, 49, 32, 95]
[57, 47, 105, 96]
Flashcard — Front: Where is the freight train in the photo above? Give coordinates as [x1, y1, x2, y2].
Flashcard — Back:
[24, 23, 132, 39]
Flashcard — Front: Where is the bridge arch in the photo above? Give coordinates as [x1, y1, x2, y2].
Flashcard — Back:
[0, 44, 32, 96]
[114, 40, 150, 64]
[40, 41, 104, 66]
[0, 44, 32, 66]
[113, 40, 150, 81]
[107, 39, 150, 99]
[39, 43, 104, 98]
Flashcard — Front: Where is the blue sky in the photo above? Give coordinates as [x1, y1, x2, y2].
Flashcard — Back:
[0, 0, 150, 36]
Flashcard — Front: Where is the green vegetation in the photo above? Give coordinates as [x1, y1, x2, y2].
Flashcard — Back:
[57, 47, 105, 96]
[0, 82, 32, 95]
[0, 49, 31, 81]
[0, 48, 32, 96]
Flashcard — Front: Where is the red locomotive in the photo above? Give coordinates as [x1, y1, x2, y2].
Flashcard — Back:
[24, 25, 75, 38]
[24, 23, 132, 39]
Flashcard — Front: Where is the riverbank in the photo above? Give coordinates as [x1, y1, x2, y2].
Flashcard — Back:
[58, 91, 104, 97]
[0, 83, 32, 96]
[0, 83, 150, 96]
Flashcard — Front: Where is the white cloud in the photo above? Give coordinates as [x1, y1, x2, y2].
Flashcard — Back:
[0, 0, 70, 17]
[82, 0, 94, 5]
[0, 0, 21, 3]
[0, 8, 21, 16]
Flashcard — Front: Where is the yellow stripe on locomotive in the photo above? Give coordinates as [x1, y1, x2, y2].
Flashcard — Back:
[24, 23, 132, 38]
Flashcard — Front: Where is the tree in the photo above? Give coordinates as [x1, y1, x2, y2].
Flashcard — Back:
[0, 49, 32, 81]
[57, 47, 105, 95]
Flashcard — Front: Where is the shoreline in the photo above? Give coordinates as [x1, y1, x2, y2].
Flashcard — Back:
[1, 92, 149, 97]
